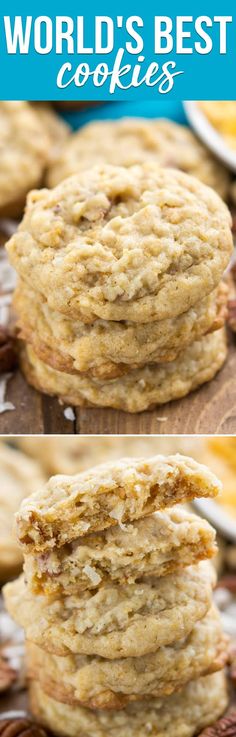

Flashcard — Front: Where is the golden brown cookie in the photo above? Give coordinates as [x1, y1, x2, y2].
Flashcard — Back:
[26, 606, 227, 709]
[0, 443, 44, 583]
[19, 327, 227, 412]
[0, 102, 50, 218]
[23, 506, 216, 596]
[7, 165, 233, 323]
[14, 453, 221, 552]
[47, 117, 230, 200]
[4, 562, 216, 658]
[29, 671, 228, 737]
[13, 281, 228, 379]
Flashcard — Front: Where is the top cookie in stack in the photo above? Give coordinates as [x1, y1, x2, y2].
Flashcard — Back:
[7, 155, 233, 411]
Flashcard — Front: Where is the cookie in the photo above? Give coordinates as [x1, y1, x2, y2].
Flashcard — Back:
[0, 101, 50, 218]
[26, 606, 227, 709]
[47, 117, 230, 200]
[19, 327, 227, 412]
[31, 104, 71, 164]
[29, 671, 228, 737]
[13, 281, 228, 379]
[12, 437, 177, 476]
[4, 562, 216, 658]
[0, 443, 45, 584]
[7, 165, 233, 323]
[14, 453, 221, 552]
[23, 506, 216, 596]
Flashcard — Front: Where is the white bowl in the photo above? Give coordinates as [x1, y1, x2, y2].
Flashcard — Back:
[192, 498, 236, 542]
[183, 101, 236, 174]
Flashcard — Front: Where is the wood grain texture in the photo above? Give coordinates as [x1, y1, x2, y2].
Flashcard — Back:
[0, 335, 235, 436]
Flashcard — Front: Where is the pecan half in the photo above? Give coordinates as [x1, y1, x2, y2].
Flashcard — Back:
[0, 717, 49, 737]
[198, 711, 236, 736]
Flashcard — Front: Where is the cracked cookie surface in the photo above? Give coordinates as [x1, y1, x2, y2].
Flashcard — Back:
[26, 606, 227, 708]
[7, 165, 233, 323]
[4, 562, 216, 658]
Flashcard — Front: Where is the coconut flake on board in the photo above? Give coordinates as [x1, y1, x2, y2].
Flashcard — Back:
[0, 373, 15, 414]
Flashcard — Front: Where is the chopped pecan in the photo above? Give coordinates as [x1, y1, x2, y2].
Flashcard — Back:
[0, 717, 49, 737]
[198, 711, 236, 736]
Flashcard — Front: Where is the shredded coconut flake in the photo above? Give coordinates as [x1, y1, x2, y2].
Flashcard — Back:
[109, 502, 125, 523]
[64, 406, 76, 421]
[0, 374, 15, 414]
[83, 565, 101, 586]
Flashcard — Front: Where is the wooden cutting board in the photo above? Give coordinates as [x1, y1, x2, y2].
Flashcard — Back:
[0, 333, 235, 435]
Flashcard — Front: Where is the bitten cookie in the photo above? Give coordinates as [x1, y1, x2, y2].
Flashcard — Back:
[13, 281, 228, 378]
[14, 453, 221, 552]
[23, 506, 217, 596]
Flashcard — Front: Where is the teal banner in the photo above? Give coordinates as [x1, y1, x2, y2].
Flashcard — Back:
[0, 0, 235, 100]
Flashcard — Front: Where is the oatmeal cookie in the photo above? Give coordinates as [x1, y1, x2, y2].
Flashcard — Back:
[14, 453, 221, 552]
[19, 327, 227, 412]
[31, 104, 71, 163]
[0, 102, 50, 218]
[4, 562, 216, 658]
[0, 443, 44, 583]
[23, 506, 216, 596]
[47, 117, 230, 200]
[7, 165, 233, 323]
[13, 437, 175, 476]
[13, 281, 228, 378]
[26, 606, 227, 709]
[29, 671, 228, 737]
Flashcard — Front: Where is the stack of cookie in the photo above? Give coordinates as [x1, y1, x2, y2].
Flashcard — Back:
[4, 454, 229, 736]
[6, 159, 233, 412]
